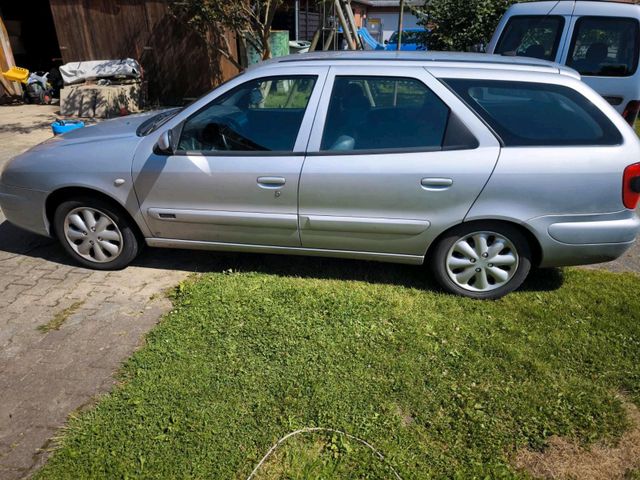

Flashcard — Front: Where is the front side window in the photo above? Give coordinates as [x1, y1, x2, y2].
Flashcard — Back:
[567, 16, 640, 77]
[495, 15, 565, 61]
[444, 79, 622, 147]
[178, 76, 317, 153]
[320, 76, 450, 152]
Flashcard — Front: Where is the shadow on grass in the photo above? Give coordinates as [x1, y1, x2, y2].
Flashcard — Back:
[0, 220, 564, 293]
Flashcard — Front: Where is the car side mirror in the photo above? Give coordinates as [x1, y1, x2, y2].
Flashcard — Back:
[155, 130, 173, 155]
[384, 39, 389, 44]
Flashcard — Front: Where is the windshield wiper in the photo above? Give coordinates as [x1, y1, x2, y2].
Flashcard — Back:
[136, 109, 180, 137]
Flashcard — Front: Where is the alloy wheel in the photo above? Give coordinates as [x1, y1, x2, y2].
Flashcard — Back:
[63, 207, 123, 263]
[445, 231, 519, 292]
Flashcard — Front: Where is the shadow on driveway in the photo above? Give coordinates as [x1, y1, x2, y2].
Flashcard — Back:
[0, 220, 564, 294]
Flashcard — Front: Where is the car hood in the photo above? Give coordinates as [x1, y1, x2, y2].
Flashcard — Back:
[0, 110, 172, 191]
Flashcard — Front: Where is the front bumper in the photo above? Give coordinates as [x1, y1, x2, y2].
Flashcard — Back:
[528, 210, 640, 267]
[0, 182, 50, 237]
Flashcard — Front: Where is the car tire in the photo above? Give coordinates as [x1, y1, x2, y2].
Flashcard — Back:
[53, 197, 140, 270]
[429, 222, 532, 300]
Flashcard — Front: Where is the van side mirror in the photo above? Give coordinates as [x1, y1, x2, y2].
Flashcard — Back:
[155, 130, 173, 155]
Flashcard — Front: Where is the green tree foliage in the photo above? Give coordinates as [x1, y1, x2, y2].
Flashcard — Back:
[169, 0, 282, 71]
[417, 0, 515, 51]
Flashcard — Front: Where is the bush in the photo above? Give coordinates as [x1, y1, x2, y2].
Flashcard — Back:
[418, 0, 515, 51]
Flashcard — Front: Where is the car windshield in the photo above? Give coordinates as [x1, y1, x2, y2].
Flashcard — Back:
[136, 108, 181, 136]
[389, 31, 422, 44]
[137, 72, 246, 137]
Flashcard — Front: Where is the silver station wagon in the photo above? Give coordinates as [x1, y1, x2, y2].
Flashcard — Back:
[1, 52, 639, 299]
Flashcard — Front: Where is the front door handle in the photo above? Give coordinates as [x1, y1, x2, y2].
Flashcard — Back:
[421, 177, 453, 190]
[257, 176, 286, 189]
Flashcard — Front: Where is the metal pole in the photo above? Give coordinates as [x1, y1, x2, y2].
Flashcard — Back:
[294, 0, 299, 41]
[396, 0, 405, 51]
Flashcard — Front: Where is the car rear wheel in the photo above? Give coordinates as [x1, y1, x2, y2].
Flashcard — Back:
[430, 222, 531, 299]
[53, 197, 140, 270]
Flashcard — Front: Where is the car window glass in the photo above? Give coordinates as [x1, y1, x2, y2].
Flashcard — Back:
[178, 76, 316, 153]
[495, 15, 565, 61]
[444, 79, 622, 147]
[567, 16, 639, 77]
[320, 76, 450, 152]
[389, 31, 421, 43]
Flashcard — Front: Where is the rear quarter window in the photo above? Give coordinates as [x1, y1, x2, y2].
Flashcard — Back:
[494, 15, 565, 61]
[567, 16, 640, 77]
[442, 79, 622, 147]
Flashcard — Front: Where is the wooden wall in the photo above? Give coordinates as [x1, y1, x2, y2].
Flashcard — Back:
[0, 15, 22, 99]
[48, 0, 239, 104]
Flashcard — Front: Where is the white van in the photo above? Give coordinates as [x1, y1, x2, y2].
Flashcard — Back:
[488, 1, 640, 124]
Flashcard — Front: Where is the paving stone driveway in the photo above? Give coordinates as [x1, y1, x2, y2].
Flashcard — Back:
[0, 105, 638, 480]
[0, 106, 190, 479]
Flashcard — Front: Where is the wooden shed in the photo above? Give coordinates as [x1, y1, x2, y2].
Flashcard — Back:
[0, 1, 240, 105]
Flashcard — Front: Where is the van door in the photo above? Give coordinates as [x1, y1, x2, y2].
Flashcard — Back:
[297, 66, 500, 259]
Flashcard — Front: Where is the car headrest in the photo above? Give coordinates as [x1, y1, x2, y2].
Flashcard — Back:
[586, 43, 608, 63]
[523, 44, 545, 60]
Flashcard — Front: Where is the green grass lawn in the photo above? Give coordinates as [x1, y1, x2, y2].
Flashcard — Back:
[34, 259, 640, 479]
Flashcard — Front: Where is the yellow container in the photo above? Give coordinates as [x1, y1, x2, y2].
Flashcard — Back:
[2, 66, 29, 83]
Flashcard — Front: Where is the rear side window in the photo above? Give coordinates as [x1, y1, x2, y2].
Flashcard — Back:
[320, 76, 451, 152]
[443, 79, 622, 147]
[567, 16, 640, 77]
[495, 15, 565, 61]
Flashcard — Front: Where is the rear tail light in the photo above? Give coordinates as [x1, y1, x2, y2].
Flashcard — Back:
[622, 100, 640, 125]
[623, 162, 640, 209]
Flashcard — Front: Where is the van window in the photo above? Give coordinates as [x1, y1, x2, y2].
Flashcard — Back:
[444, 79, 622, 147]
[320, 76, 451, 152]
[495, 15, 565, 61]
[567, 16, 640, 77]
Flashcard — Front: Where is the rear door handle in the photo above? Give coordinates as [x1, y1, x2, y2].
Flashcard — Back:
[257, 176, 286, 189]
[421, 177, 453, 190]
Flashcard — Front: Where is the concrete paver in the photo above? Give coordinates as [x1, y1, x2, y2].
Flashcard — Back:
[0, 105, 188, 479]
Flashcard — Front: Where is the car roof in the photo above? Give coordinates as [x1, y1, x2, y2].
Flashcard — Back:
[254, 51, 580, 78]
[506, 0, 640, 15]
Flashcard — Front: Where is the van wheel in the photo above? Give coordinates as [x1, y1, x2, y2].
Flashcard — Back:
[430, 222, 531, 299]
[53, 197, 140, 270]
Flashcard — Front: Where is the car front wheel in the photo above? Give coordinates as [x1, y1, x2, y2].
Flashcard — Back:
[430, 222, 532, 299]
[53, 197, 140, 270]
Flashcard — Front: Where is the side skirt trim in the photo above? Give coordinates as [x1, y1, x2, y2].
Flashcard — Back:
[145, 238, 424, 265]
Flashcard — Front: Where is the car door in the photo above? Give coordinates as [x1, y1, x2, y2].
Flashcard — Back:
[298, 66, 501, 259]
[132, 67, 328, 247]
